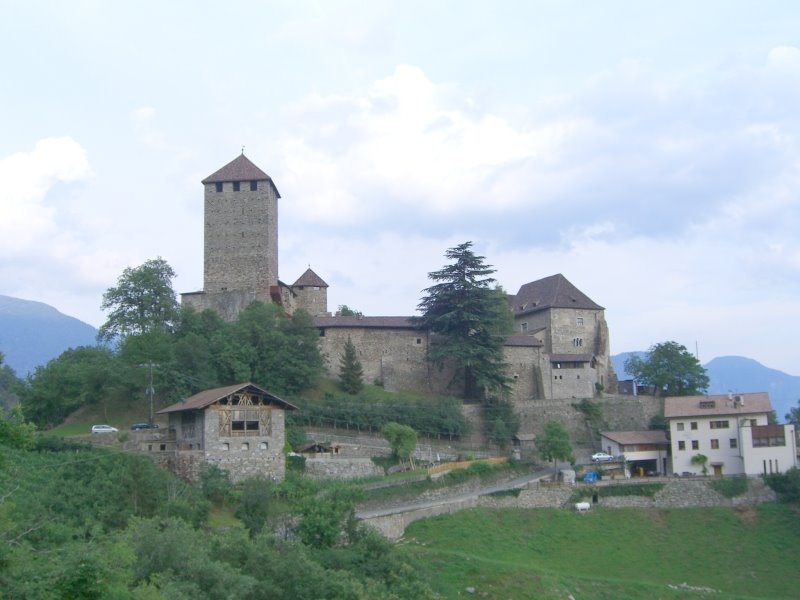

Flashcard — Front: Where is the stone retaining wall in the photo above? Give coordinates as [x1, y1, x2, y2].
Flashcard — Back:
[304, 457, 384, 481]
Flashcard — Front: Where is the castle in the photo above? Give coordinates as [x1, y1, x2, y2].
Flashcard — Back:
[182, 154, 616, 402]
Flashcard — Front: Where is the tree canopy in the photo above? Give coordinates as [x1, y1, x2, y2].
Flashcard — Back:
[414, 241, 513, 399]
[537, 421, 573, 469]
[98, 257, 180, 343]
[624, 341, 709, 397]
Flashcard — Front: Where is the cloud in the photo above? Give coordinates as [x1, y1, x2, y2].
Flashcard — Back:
[0, 137, 90, 257]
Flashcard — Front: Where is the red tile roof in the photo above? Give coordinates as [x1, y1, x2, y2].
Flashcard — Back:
[202, 154, 281, 197]
[157, 382, 297, 414]
[292, 268, 328, 288]
[664, 392, 771, 418]
[509, 274, 603, 316]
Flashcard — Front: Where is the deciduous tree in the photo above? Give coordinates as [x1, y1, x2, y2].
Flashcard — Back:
[624, 341, 709, 397]
[98, 257, 179, 343]
[414, 242, 513, 399]
[382, 421, 418, 466]
[537, 421, 573, 471]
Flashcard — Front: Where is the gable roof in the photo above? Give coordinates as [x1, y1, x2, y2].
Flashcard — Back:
[202, 154, 281, 197]
[157, 382, 297, 414]
[664, 392, 771, 419]
[293, 268, 328, 288]
[601, 430, 669, 446]
[510, 274, 603, 316]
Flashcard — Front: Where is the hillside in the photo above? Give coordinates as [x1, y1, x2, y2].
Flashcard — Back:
[612, 352, 799, 419]
[0, 294, 98, 376]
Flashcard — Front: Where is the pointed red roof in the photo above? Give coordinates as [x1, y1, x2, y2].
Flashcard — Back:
[202, 154, 281, 197]
[293, 268, 328, 288]
[509, 274, 603, 316]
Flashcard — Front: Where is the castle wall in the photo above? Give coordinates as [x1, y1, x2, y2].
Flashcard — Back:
[203, 180, 278, 298]
[182, 289, 269, 322]
[318, 325, 444, 393]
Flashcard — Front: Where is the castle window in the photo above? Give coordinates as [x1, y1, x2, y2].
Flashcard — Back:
[416, 338, 422, 345]
[250, 180, 257, 191]
[521, 322, 528, 333]
[576, 317, 584, 326]
[215, 182, 223, 192]
[233, 181, 240, 192]
[573, 338, 583, 347]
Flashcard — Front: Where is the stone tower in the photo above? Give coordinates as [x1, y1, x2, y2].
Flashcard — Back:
[202, 154, 280, 297]
[182, 154, 282, 320]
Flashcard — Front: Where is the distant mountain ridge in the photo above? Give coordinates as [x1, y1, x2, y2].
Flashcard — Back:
[0, 295, 98, 376]
[612, 352, 799, 420]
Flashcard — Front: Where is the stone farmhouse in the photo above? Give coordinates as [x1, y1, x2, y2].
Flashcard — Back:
[665, 392, 797, 476]
[180, 154, 616, 403]
[156, 382, 296, 482]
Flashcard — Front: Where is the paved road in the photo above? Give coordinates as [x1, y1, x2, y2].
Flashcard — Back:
[356, 466, 557, 519]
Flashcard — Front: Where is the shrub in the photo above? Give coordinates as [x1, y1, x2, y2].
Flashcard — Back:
[710, 476, 748, 498]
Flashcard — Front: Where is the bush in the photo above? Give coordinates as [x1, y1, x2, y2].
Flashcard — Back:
[764, 468, 800, 503]
[710, 476, 748, 498]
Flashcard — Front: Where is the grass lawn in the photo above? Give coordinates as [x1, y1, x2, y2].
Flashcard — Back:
[401, 504, 800, 599]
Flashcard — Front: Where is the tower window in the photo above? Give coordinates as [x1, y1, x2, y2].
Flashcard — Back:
[576, 317, 584, 326]
[250, 181, 257, 191]
[215, 182, 223, 192]
[233, 181, 240, 192]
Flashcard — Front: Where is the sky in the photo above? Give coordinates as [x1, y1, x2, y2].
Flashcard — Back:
[1, 1, 799, 375]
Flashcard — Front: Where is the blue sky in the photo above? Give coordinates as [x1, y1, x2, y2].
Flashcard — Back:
[2, 1, 799, 374]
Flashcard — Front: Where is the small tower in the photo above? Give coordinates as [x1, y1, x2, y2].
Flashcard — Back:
[201, 154, 281, 299]
[290, 268, 329, 317]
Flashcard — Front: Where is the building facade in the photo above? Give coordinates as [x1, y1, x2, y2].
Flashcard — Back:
[665, 392, 797, 476]
[157, 382, 296, 482]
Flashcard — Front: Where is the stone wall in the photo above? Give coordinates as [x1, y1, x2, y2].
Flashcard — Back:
[202, 406, 287, 482]
[304, 457, 384, 480]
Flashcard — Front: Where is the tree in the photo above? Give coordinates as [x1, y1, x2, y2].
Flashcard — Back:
[537, 421, 573, 472]
[382, 422, 418, 467]
[336, 305, 361, 317]
[785, 400, 800, 426]
[414, 242, 513, 399]
[338, 337, 364, 394]
[98, 257, 179, 343]
[624, 341, 709, 397]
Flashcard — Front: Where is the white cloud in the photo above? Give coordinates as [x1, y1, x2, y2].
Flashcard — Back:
[0, 138, 90, 256]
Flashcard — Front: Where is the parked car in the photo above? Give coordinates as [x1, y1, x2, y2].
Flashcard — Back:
[591, 452, 615, 462]
[91, 424, 118, 433]
[130, 422, 158, 430]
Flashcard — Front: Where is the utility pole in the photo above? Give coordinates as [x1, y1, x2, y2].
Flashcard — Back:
[139, 362, 158, 426]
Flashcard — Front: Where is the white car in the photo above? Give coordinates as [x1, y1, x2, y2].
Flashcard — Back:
[91, 424, 118, 433]
[591, 452, 615, 462]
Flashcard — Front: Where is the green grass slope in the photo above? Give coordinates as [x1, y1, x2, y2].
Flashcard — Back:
[402, 505, 800, 599]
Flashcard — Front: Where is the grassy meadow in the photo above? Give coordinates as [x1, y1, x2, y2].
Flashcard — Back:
[401, 504, 800, 599]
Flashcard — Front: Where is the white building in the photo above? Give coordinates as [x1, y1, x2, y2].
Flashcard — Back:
[600, 430, 669, 475]
[665, 392, 797, 477]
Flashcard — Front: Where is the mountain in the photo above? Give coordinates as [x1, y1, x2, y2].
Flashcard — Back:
[612, 352, 799, 420]
[0, 295, 98, 376]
